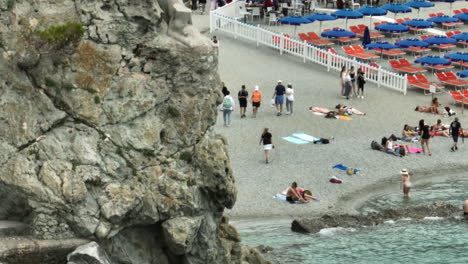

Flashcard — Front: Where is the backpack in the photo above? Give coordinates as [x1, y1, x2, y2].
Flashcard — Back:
[320, 138, 330, 144]
[371, 140, 384, 151]
[223, 97, 232, 109]
[325, 111, 337, 119]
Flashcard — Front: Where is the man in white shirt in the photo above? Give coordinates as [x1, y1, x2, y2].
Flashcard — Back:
[222, 91, 235, 127]
[285, 83, 294, 115]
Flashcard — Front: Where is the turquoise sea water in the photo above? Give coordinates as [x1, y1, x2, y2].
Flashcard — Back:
[235, 177, 468, 264]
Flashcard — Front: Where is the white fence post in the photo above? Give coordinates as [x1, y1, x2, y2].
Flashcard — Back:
[256, 24, 260, 46]
[234, 21, 238, 39]
[377, 66, 382, 88]
[327, 51, 331, 72]
[403, 74, 408, 95]
[280, 33, 284, 55]
[303, 41, 307, 63]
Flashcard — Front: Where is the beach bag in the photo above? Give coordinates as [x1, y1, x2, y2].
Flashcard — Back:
[325, 111, 337, 118]
[320, 138, 330, 144]
[346, 168, 355, 175]
[222, 97, 232, 109]
[270, 98, 275, 107]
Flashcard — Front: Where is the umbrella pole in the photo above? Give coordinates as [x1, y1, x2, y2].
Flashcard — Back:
[346, 18, 348, 29]
[369, 16, 372, 28]
[417, 9, 420, 19]
[319, 21, 322, 33]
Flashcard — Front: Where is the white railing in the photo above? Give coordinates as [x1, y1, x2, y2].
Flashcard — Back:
[210, 3, 408, 95]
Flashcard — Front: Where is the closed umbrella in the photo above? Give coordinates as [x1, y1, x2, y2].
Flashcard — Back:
[305, 13, 336, 33]
[331, 9, 364, 29]
[423, 35, 457, 45]
[357, 6, 387, 27]
[427, 15, 460, 24]
[451, 32, 468, 42]
[457, 70, 468, 78]
[362, 27, 371, 46]
[381, 3, 412, 19]
[279, 16, 313, 35]
[405, 0, 434, 18]
[321, 28, 357, 38]
[375, 23, 409, 33]
[415, 55, 451, 65]
[445, 52, 468, 62]
[395, 38, 430, 47]
[454, 13, 468, 22]
[402, 19, 434, 28]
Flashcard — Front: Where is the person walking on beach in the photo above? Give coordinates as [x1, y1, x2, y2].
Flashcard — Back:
[356, 68, 366, 99]
[259, 128, 274, 163]
[221, 82, 229, 97]
[252, 85, 262, 118]
[273, 80, 286, 116]
[340, 66, 346, 96]
[238, 85, 248, 118]
[222, 91, 235, 127]
[400, 169, 411, 198]
[449, 117, 462, 152]
[349, 66, 356, 98]
[343, 71, 353, 100]
[419, 119, 432, 156]
[285, 83, 294, 115]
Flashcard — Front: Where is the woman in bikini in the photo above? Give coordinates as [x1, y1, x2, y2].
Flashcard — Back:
[400, 169, 411, 197]
[430, 97, 442, 115]
[419, 119, 432, 156]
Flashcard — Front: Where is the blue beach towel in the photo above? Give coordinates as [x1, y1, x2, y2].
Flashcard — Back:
[282, 136, 309, 144]
[292, 133, 319, 142]
[332, 164, 360, 174]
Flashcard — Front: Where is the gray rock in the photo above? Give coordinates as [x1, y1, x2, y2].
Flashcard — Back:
[67, 242, 113, 264]
[162, 216, 203, 255]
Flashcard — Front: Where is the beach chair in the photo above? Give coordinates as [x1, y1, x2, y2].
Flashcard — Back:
[396, 18, 405, 24]
[425, 64, 454, 72]
[342, 46, 372, 60]
[428, 13, 437, 18]
[389, 60, 420, 74]
[268, 12, 279, 26]
[405, 46, 431, 56]
[349, 26, 364, 37]
[451, 60, 468, 68]
[453, 10, 462, 15]
[436, 12, 445, 16]
[306, 32, 334, 46]
[398, 59, 427, 73]
[407, 75, 431, 92]
[430, 43, 456, 52]
[462, 8, 468, 13]
[357, 24, 384, 39]
[420, 35, 434, 40]
[446, 72, 468, 85]
[416, 74, 443, 90]
[435, 72, 467, 88]
[352, 45, 379, 59]
[374, 49, 406, 58]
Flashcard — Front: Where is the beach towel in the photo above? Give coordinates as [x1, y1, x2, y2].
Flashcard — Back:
[395, 144, 423, 153]
[282, 137, 309, 144]
[292, 133, 320, 142]
[312, 112, 325, 116]
[332, 164, 360, 174]
[337, 115, 352, 120]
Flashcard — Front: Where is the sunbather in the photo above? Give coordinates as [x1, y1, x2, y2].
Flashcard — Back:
[401, 124, 420, 142]
[298, 189, 319, 201]
[335, 104, 366, 116]
[430, 97, 442, 115]
[286, 182, 308, 203]
[431, 119, 449, 137]
[309, 106, 330, 114]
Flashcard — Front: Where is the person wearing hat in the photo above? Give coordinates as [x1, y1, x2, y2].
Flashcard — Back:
[272, 80, 285, 116]
[449, 117, 462, 152]
[400, 169, 411, 197]
[251, 85, 262, 118]
[285, 83, 294, 115]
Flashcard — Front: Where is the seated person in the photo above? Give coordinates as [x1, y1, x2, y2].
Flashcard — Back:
[384, 135, 407, 157]
[431, 119, 449, 137]
[401, 124, 420, 142]
[430, 97, 442, 115]
[286, 182, 308, 203]
[335, 104, 366, 116]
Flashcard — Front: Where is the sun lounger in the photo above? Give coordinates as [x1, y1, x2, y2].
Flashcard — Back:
[343, 46, 377, 60]
[451, 60, 468, 68]
[272, 34, 303, 49]
[374, 48, 406, 58]
[405, 46, 431, 56]
[415, 74, 443, 88]
[446, 72, 468, 85]
[454, 10, 461, 15]
[435, 72, 467, 88]
[430, 43, 456, 51]
[390, 60, 420, 74]
[352, 45, 379, 59]
[398, 59, 427, 73]
[298, 33, 325, 46]
[428, 13, 437, 18]
[407, 75, 431, 91]
[425, 64, 454, 72]
[449, 91, 468, 105]
[306, 32, 334, 46]
[357, 24, 384, 39]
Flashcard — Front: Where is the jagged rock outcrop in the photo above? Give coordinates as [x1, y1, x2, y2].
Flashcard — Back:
[67, 242, 113, 264]
[0, 1, 267, 263]
[292, 202, 463, 234]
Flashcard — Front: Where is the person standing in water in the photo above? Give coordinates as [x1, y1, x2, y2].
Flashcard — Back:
[400, 169, 411, 198]
[259, 128, 274, 163]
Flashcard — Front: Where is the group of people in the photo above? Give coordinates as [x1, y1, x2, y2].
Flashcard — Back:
[340, 66, 366, 100]
[286, 182, 319, 203]
[220, 80, 295, 126]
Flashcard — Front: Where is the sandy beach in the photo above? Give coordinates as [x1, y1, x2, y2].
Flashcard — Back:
[192, 1, 468, 219]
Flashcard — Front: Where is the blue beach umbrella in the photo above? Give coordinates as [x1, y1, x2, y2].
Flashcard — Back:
[405, 0, 434, 17]
[395, 38, 430, 47]
[279, 16, 313, 35]
[423, 35, 457, 45]
[375, 23, 409, 33]
[381, 3, 412, 19]
[402, 19, 434, 28]
[457, 70, 468, 78]
[427, 15, 460, 24]
[357, 5, 387, 26]
[415, 55, 451, 66]
[305, 13, 336, 32]
[321, 28, 357, 38]
[331, 9, 364, 28]
[365, 41, 399, 50]
[454, 13, 468, 22]
[445, 52, 468, 62]
[451, 32, 468, 42]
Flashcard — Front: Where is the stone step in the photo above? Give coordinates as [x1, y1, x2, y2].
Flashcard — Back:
[0, 221, 30, 237]
[0, 237, 90, 264]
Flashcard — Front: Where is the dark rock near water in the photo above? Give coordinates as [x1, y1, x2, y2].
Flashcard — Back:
[292, 202, 462, 233]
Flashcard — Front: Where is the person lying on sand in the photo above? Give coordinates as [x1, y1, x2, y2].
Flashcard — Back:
[431, 119, 449, 137]
[415, 98, 442, 115]
[299, 189, 319, 201]
[335, 104, 366, 116]
[286, 182, 308, 203]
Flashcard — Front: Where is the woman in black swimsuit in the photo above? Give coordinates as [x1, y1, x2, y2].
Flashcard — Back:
[419, 119, 432, 156]
[349, 66, 356, 98]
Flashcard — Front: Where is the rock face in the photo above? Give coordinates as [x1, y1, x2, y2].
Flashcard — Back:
[67, 242, 113, 264]
[0, 1, 267, 263]
[292, 202, 462, 234]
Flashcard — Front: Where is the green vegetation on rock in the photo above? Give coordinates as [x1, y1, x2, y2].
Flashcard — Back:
[179, 151, 192, 163]
[36, 21, 85, 47]
[94, 96, 101, 104]
[44, 77, 57, 87]
[6, 0, 15, 9]
[167, 105, 180, 118]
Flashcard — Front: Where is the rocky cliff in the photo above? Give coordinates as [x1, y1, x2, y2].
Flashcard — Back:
[0, 1, 268, 263]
